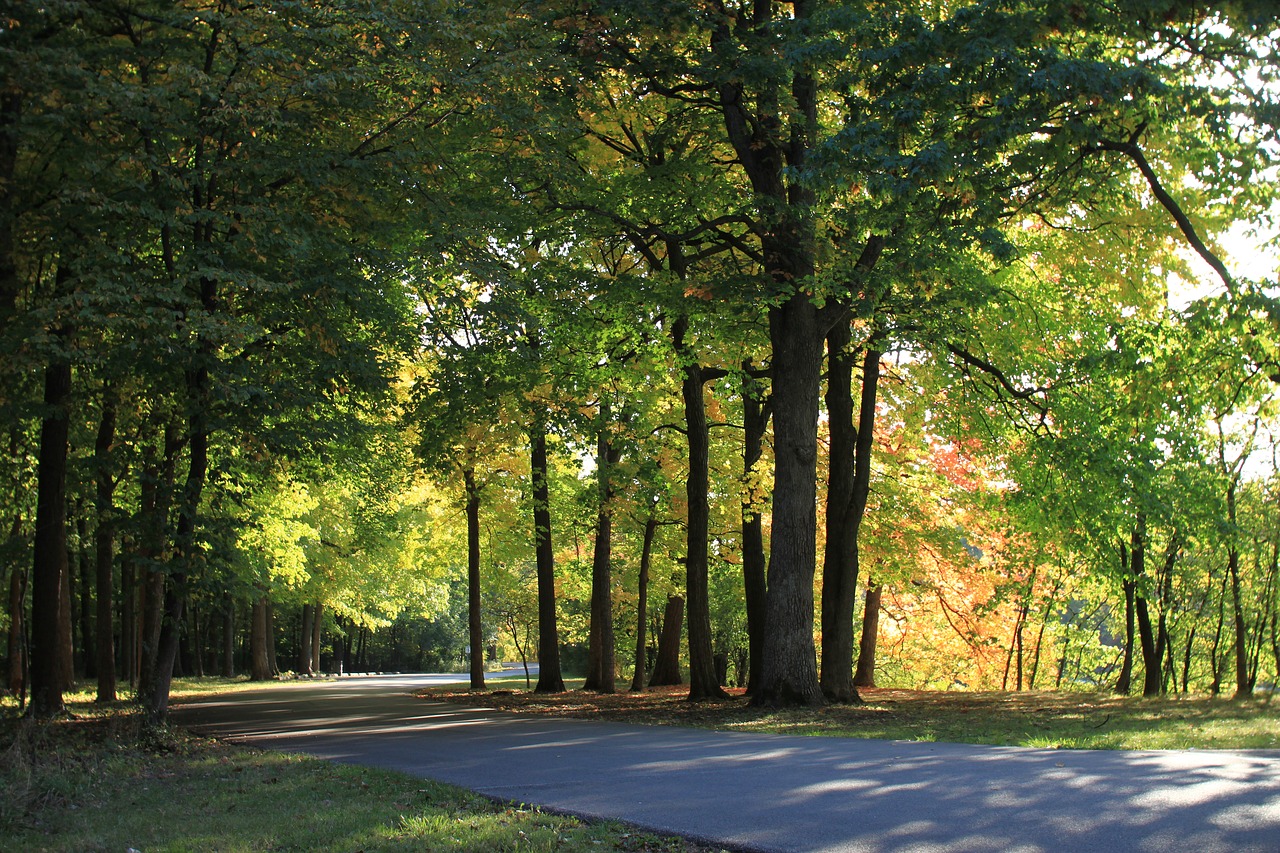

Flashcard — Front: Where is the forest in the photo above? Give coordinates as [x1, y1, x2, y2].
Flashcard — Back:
[2, 0, 1279, 724]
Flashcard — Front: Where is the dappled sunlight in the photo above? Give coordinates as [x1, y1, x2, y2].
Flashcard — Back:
[168, 676, 1280, 853]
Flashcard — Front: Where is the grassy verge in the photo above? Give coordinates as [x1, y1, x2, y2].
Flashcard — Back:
[0, 686, 722, 853]
[421, 684, 1280, 751]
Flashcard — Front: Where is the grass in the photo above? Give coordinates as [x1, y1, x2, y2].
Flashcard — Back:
[0, 683, 722, 853]
[421, 683, 1280, 751]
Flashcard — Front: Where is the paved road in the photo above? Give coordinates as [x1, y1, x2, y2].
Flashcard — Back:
[171, 673, 1280, 853]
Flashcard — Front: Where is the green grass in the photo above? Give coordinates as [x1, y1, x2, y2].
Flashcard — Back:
[735, 690, 1280, 750]
[0, 687, 721, 853]
[425, 684, 1280, 752]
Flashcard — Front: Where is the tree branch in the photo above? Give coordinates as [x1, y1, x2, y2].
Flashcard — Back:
[1093, 128, 1237, 296]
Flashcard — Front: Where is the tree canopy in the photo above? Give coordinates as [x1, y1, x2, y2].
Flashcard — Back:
[2, 0, 1279, 718]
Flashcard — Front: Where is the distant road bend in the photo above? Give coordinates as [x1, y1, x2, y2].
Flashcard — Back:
[172, 672, 1280, 853]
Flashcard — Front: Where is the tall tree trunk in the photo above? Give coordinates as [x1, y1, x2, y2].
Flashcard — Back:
[1270, 611, 1279, 693]
[57, 528, 74, 690]
[1004, 603, 1028, 691]
[1151, 532, 1180, 696]
[821, 321, 857, 701]
[1226, 477, 1252, 699]
[583, 424, 619, 694]
[185, 602, 203, 677]
[142, 92, 227, 711]
[299, 603, 314, 677]
[630, 516, 657, 692]
[264, 601, 278, 676]
[29, 325, 73, 718]
[853, 584, 882, 688]
[530, 422, 564, 693]
[1229, 544, 1251, 698]
[310, 602, 322, 675]
[754, 295, 825, 707]
[250, 596, 272, 680]
[714, 0, 889, 707]
[1115, 541, 1135, 695]
[464, 467, 485, 691]
[135, 422, 177, 709]
[1117, 578, 1136, 695]
[137, 561, 166, 698]
[1209, 570, 1228, 695]
[93, 388, 117, 702]
[7, 553, 25, 700]
[5, 428, 25, 699]
[672, 315, 726, 701]
[75, 508, 94, 679]
[1129, 517, 1162, 697]
[740, 363, 769, 696]
[649, 594, 684, 687]
[221, 595, 235, 678]
[1028, 576, 1061, 690]
[821, 327, 882, 703]
[120, 540, 137, 686]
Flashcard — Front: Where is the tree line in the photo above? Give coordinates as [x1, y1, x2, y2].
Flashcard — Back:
[2, 1, 1279, 724]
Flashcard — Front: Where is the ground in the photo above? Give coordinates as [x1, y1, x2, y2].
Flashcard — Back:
[416, 683, 1280, 750]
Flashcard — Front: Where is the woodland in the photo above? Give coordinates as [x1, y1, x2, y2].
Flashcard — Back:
[2, 1, 1280, 725]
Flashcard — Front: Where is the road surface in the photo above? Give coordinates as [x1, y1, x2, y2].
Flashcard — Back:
[171, 672, 1280, 853]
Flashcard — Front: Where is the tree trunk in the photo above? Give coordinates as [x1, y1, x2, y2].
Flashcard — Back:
[186, 602, 204, 677]
[464, 467, 485, 691]
[5, 427, 26, 700]
[714, 0, 849, 708]
[820, 321, 857, 701]
[1150, 531, 1179, 696]
[1222, 477, 1253, 699]
[754, 293, 825, 707]
[250, 596, 272, 680]
[630, 516, 657, 692]
[57, 527, 74, 691]
[120, 541, 137, 686]
[1004, 604, 1028, 691]
[136, 424, 179, 719]
[672, 316, 726, 701]
[137, 562, 166, 699]
[583, 424, 619, 694]
[1229, 544, 1252, 698]
[299, 603, 314, 676]
[75, 509, 94, 679]
[93, 389, 117, 702]
[1209, 569, 1228, 695]
[1270, 611, 1279, 693]
[530, 422, 564, 693]
[7, 555, 25, 700]
[1028, 576, 1061, 690]
[821, 327, 881, 704]
[29, 342, 73, 718]
[1130, 518, 1161, 697]
[310, 602, 322, 675]
[1115, 541, 1135, 695]
[740, 363, 769, 696]
[853, 584, 882, 688]
[222, 595, 235, 678]
[264, 600, 278, 677]
[649, 594, 684, 687]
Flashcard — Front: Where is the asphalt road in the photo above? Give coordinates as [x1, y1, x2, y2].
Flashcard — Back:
[170, 672, 1280, 853]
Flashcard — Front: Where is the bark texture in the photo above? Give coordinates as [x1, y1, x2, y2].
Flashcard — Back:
[531, 424, 564, 693]
[649, 595, 684, 687]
